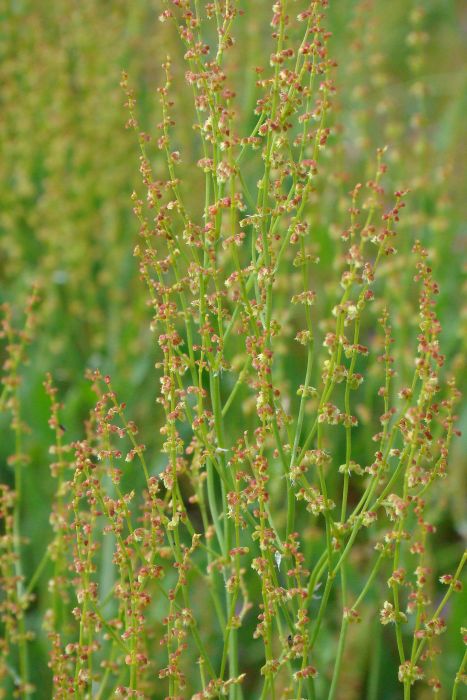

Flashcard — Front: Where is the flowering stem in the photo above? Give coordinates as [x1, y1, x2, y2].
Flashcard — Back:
[452, 648, 467, 700]
[328, 567, 348, 700]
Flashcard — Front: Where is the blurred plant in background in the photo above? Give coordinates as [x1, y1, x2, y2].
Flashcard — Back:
[0, 1, 465, 698]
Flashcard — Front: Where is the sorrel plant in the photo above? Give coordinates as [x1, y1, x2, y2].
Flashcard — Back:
[0, 2, 465, 699]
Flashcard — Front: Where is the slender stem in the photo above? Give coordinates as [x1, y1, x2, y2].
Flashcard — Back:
[328, 567, 348, 700]
[452, 648, 467, 700]
[366, 615, 382, 700]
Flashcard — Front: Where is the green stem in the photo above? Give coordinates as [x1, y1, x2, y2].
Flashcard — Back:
[366, 615, 382, 700]
[328, 567, 348, 700]
[452, 648, 467, 700]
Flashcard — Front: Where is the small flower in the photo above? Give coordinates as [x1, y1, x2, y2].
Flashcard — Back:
[398, 661, 424, 685]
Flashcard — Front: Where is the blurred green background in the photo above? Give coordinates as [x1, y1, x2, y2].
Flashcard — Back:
[0, 0, 465, 697]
